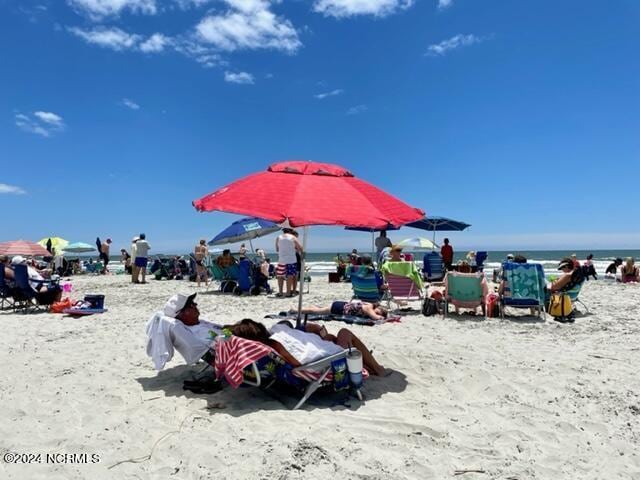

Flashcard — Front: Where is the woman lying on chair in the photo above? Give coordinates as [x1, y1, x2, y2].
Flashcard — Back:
[229, 319, 387, 376]
[290, 300, 388, 321]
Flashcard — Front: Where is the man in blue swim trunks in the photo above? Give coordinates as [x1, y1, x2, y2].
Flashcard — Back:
[134, 233, 151, 284]
[275, 228, 303, 297]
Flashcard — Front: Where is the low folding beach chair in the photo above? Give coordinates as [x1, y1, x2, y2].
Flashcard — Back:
[381, 261, 424, 309]
[500, 263, 546, 319]
[11, 264, 53, 313]
[443, 271, 487, 318]
[348, 265, 384, 303]
[215, 336, 365, 410]
[422, 252, 444, 282]
[385, 273, 424, 310]
[0, 267, 15, 310]
[565, 282, 588, 313]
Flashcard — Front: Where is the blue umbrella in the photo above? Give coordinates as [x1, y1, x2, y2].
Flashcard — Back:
[405, 216, 471, 232]
[346, 216, 470, 251]
[406, 216, 471, 249]
[208, 217, 280, 250]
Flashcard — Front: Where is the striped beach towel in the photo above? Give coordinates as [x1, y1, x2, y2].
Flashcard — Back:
[214, 336, 274, 388]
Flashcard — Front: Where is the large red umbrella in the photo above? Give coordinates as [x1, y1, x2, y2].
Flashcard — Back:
[193, 160, 424, 228]
[0, 240, 51, 257]
[193, 161, 424, 322]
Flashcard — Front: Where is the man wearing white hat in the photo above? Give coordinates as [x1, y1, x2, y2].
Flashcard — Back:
[146, 293, 222, 371]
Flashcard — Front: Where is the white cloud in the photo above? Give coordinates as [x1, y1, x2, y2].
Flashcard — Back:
[314, 89, 343, 99]
[196, 0, 301, 53]
[174, 0, 212, 8]
[121, 98, 140, 109]
[224, 71, 255, 84]
[67, 0, 157, 19]
[33, 111, 64, 127]
[313, 0, 413, 18]
[0, 183, 27, 195]
[172, 38, 223, 67]
[15, 111, 65, 137]
[426, 33, 483, 56]
[68, 26, 141, 50]
[346, 104, 367, 115]
[139, 33, 169, 52]
[437, 0, 453, 10]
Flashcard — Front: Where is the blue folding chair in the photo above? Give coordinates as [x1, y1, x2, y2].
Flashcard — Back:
[0, 267, 15, 310]
[422, 251, 444, 282]
[500, 263, 546, 319]
[348, 265, 384, 302]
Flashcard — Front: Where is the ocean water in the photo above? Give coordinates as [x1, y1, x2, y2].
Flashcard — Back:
[300, 250, 640, 278]
[71, 250, 640, 279]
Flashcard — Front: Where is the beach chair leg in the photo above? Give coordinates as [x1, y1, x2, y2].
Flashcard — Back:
[354, 388, 363, 402]
[576, 299, 589, 313]
[292, 367, 332, 410]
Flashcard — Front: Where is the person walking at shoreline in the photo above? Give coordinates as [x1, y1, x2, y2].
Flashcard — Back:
[134, 234, 150, 284]
[194, 239, 209, 288]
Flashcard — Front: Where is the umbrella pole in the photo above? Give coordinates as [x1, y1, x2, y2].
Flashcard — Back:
[432, 227, 436, 250]
[296, 227, 308, 329]
[371, 232, 375, 259]
[249, 238, 254, 254]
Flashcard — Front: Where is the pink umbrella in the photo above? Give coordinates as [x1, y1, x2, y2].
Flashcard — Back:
[193, 160, 424, 320]
[0, 240, 51, 257]
[193, 160, 424, 228]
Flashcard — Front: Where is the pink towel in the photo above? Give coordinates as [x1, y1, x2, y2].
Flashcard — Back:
[214, 336, 274, 388]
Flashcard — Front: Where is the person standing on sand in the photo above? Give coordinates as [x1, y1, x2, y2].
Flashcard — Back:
[194, 239, 209, 288]
[375, 230, 392, 256]
[99, 238, 112, 274]
[134, 233, 150, 284]
[275, 228, 303, 297]
[441, 238, 454, 271]
[130, 237, 139, 283]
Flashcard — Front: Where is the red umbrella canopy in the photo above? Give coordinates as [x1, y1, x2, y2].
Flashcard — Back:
[0, 240, 52, 257]
[193, 160, 424, 229]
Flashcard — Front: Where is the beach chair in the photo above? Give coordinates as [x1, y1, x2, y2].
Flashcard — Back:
[499, 263, 546, 319]
[215, 336, 365, 410]
[237, 258, 254, 294]
[422, 251, 444, 282]
[381, 261, 424, 309]
[0, 267, 15, 310]
[565, 282, 588, 313]
[385, 273, 424, 309]
[11, 264, 52, 313]
[443, 271, 487, 318]
[348, 265, 384, 302]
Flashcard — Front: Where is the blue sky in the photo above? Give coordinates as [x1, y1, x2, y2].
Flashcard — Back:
[2, 0, 639, 254]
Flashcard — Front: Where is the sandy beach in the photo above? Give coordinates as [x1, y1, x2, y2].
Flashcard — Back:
[1, 274, 639, 479]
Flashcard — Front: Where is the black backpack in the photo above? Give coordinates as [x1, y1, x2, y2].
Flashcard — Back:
[422, 297, 439, 316]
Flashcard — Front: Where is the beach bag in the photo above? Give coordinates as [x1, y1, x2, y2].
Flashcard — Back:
[422, 298, 439, 316]
[548, 293, 572, 319]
